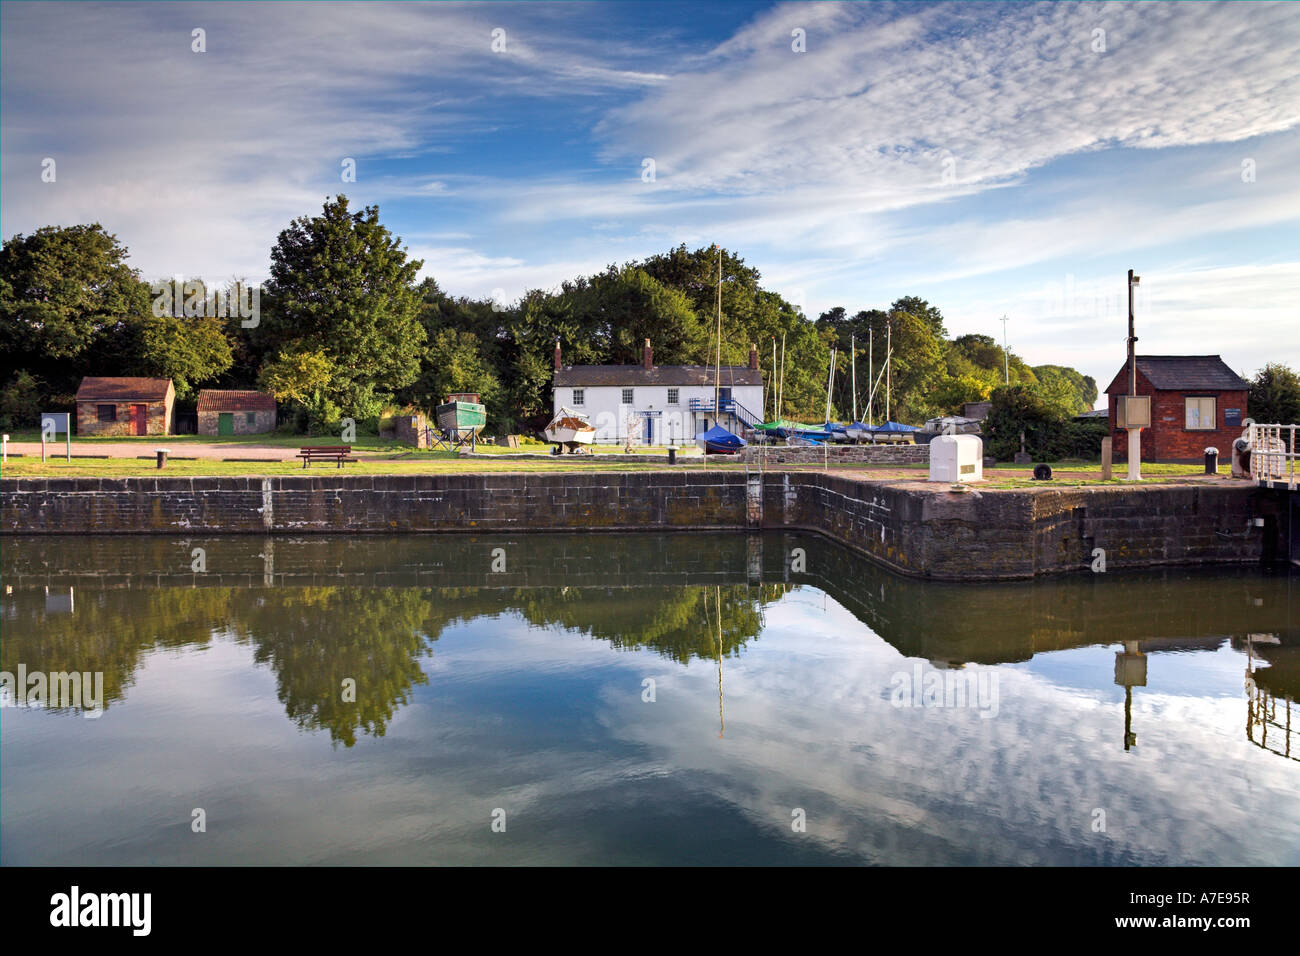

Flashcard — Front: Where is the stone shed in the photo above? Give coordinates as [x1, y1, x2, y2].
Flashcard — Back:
[196, 390, 277, 436]
[75, 377, 174, 436]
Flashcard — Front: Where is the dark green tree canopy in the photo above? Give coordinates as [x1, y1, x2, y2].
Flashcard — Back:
[263, 195, 425, 419]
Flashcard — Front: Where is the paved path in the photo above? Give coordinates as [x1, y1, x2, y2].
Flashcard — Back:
[6, 441, 305, 461]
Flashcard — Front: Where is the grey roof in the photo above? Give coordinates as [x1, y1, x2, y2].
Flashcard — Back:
[1106, 355, 1249, 393]
[555, 365, 763, 387]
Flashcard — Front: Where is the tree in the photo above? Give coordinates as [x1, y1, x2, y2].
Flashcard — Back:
[405, 329, 506, 429]
[1248, 363, 1300, 425]
[1032, 364, 1098, 416]
[0, 224, 152, 397]
[128, 311, 233, 401]
[259, 347, 338, 433]
[262, 195, 425, 420]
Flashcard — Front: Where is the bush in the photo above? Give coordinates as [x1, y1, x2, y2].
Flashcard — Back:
[983, 384, 1108, 461]
[0, 371, 45, 430]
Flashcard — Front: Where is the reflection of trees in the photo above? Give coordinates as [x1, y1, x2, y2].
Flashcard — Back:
[225, 588, 446, 748]
[0, 588, 227, 711]
[510, 584, 785, 664]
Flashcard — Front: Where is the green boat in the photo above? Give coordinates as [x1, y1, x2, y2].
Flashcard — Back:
[435, 398, 486, 435]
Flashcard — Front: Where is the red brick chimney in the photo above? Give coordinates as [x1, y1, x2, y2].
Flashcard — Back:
[749, 343, 759, 370]
[643, 338, 653, 370]
[554, 338, 561, 371]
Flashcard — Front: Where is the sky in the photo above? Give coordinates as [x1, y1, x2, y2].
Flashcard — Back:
[2, 0, 1298, 399]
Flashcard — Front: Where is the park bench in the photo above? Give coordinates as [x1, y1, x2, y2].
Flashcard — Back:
[296, 445, 357, 468]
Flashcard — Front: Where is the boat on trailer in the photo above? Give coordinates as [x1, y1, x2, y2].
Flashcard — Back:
[696, 423, 747, 454]
[544, 406, 596, 454]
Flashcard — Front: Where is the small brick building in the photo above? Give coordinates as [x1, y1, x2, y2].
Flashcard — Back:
[196, 390, 276, 436]
[1105, 355, 1249, 463]
[76, 377, 174, 436]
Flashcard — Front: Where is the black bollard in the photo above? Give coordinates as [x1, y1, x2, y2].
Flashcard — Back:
[1204, 446, 1219, 475]
[668, 447, 677, 465]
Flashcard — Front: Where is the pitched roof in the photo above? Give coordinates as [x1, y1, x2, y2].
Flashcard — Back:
[196, 389, 276, 412]
[555, 365, 763, 387]
[75, 377, 173, 402]
[1105, 355, 1249, 393]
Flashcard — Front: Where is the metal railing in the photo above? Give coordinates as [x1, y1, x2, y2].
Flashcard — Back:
[1249, 423, 1298, 489]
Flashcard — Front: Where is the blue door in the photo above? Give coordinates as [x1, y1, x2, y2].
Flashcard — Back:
[718, 387, 732, 409]
[644, 416, 654, 444]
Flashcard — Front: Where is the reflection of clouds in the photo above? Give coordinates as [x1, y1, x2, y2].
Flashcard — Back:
[3, 592, 1297, 865]
[589, 596, 1300, 865]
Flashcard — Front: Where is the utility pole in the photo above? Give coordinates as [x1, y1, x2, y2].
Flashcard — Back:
[1000, 314, 1010, 385]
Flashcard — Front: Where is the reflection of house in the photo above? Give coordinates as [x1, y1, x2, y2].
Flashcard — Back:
[1105, 355, 1249, 463]
[552, 339, 764, 444]
[75, 377, 174, 436]
[196, 390, 276, 436]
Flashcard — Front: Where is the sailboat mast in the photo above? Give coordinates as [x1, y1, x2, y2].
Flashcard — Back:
[851, 333, 857, 423]
[868, 327, 873, 423]
[714, 246, 722, 413]
[886, 320, 891, 422]
[778, 331, 786, 419]
[771, 337, 777, 421]
[825, 348, 835, 423]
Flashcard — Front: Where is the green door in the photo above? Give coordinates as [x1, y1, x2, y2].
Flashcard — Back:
[218, 413, 234, 436]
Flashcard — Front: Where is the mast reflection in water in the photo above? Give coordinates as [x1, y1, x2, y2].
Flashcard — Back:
[2, 532, 1297, 866]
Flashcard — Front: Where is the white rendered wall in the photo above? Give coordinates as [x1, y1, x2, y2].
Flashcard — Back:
[553, 383, 764, 444]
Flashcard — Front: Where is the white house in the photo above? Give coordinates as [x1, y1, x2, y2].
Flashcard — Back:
[552, 339, 766, 445]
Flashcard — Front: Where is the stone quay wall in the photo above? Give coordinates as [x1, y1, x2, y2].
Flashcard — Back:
[0, 472, 1287, 580]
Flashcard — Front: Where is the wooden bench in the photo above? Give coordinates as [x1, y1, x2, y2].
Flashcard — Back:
[296, 445, 357, 468]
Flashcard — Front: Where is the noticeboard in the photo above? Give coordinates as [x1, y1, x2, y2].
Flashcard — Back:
[40, 412, 70, 436]
[1116, 395, 1150, 429]
[1225, 408, 1242, 427]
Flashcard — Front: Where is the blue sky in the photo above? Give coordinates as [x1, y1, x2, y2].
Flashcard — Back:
[2, 0, 1298, 396]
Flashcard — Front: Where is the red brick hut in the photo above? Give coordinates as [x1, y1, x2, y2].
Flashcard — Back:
[196, 389, 277, 436]
[1105, 355, 1248, 463]
[75, 377, 174, 436]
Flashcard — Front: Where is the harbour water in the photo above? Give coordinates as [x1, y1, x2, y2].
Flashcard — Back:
[2, 533, 1296, 865]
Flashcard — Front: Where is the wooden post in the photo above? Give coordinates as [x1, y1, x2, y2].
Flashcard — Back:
[1101, 436, 1113, 480]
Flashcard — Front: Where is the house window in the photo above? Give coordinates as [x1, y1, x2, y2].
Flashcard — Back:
[572, 388, 585, 406]
[622, 388, 634, 405]
[96, 404, 117, 423]
[245, 412, 257, 426]
[1185, 396, 1216, 430]
[667, 388, 679, 405]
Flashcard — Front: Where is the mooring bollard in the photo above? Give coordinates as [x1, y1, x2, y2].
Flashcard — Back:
[156, 448, 169, 470]
[1204, 446, 1219, 475]
[668, 447, 677, 465]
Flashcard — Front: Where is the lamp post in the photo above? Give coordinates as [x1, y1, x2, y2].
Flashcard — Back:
[1125, 269, 1142, 481]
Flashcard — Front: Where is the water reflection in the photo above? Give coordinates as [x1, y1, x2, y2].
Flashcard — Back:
[2, 533, 1298, 865]
[3, 533, 1297, 754]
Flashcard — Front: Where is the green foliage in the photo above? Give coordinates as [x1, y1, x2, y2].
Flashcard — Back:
[129, 312, 233, 401]
[259, 347, 339, 434]
[983, 384, 1109, 461]
[262, 195, 425, 419]
[1032, 364, 1098, 416]
[407, 328, 506, 427]
[0, 224, 152, 398]
[1248, 363, 1300, 425]
[0, 370, 45, 430]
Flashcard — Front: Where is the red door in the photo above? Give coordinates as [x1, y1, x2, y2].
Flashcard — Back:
[131, 404, 148, 436]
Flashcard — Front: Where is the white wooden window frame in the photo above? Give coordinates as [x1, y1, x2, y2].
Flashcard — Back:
[572, 388, 585, 406]
[1185, 396, 1216, 430]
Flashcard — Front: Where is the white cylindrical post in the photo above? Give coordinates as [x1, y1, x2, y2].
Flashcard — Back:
[1126, 428, 1141, 481]
[1, 433, 7, 463]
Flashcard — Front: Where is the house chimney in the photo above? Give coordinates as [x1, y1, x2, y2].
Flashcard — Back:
[643, 338, 653, 370]
[749, 343, 759, 370]
[554, 338, 561, 371]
